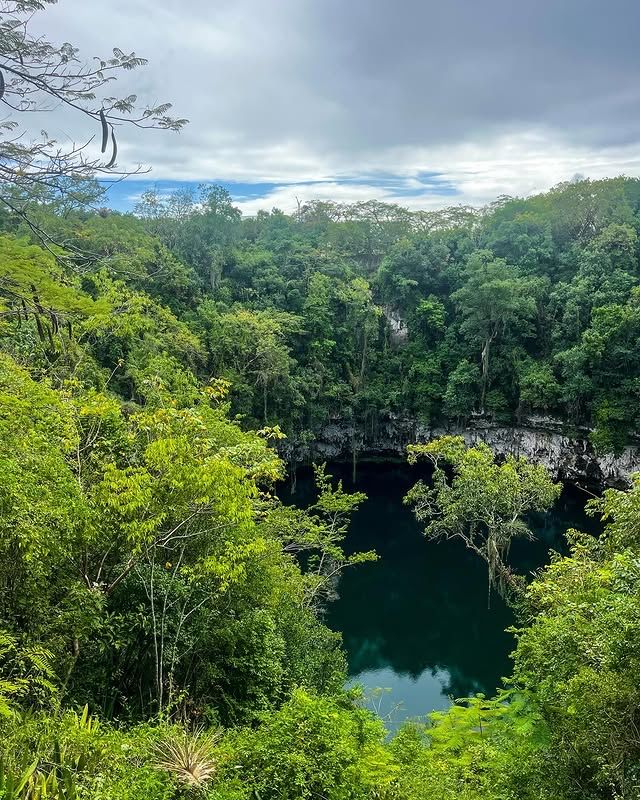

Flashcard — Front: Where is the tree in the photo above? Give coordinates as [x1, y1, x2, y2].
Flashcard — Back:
[194, 302, 302, 424]
[442, 358, 480, 421]
[508, 477, 640, 797]
[262, 463, 375, 611]
[136, 184, 241, 290]
[225, 689, 397, 800]
[405, 436, 561, 599]
[0, 235, 104, 346]
[375, 236, 449, 312]
[452, 252, 541, 413]
[0, 1, 186, 235]
[518, 361, 560, 416]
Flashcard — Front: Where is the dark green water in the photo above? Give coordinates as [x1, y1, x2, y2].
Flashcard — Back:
[286, 461, 599, 727]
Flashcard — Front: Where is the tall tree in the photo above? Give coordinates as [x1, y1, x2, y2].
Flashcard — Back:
[452, 251, 541, 412]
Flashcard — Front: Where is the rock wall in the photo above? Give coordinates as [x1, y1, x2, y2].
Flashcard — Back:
[382, 307, 408, 346]
[281, 415, 640, 488]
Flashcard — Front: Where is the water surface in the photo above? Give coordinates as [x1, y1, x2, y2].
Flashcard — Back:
[286, 460, 598, 727]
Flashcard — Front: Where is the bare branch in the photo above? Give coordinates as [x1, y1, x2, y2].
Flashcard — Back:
[0, 0, 187, 229]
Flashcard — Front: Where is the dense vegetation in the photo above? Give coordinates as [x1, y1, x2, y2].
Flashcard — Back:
[131, 177, 640, 456]
[1, 176, 640, 798]
[3, 177, 640, 459]
[4, 6, 640, 793]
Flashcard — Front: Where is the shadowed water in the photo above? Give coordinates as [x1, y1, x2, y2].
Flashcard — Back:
[285, 460, 599, 728]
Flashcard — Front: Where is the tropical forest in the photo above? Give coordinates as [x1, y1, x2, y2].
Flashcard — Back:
[2, 1, 640, 799]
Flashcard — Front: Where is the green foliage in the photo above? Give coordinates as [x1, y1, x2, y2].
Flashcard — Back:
[193, 301, 302, 424]
[0, 631, 57, 717]
[406, 437, 561, 595]
[0, 246, 345, 725]
[220, 689, 397, 800]
[0, 711, 175, 800]
[262, 464, 375, 609]
[518, 361, 560, 413]
[8, 175, 638, 450]
[451, 251, 542, 412]
[508, 482, 640, 797]
[442, 358, 480, 420]
[0, 236, 101, 320]
[5, 174, 640, 800]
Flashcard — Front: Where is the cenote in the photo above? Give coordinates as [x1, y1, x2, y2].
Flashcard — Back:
[284, 460, 600, 728]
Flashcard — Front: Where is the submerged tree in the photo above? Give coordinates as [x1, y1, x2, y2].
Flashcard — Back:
[405, 436, 560, 601]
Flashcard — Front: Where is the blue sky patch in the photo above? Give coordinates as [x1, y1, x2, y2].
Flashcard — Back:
[100, 172, 459, 213]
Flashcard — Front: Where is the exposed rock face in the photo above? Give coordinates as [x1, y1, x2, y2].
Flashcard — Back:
[281, 415, 640, 488]
[382, 307, 408, 346]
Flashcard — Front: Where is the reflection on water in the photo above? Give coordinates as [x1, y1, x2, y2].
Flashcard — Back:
[346, 666, 456, 725]
[285, 460, 599, 728]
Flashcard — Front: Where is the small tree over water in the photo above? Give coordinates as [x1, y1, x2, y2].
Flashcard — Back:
[262, 464, 375, 611]
[405, 436, 561, 601]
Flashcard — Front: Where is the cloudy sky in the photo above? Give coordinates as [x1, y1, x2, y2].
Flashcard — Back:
[31, 0, 640, 214]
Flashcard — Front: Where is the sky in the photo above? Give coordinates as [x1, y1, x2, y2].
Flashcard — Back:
[29, 0, 640, 215]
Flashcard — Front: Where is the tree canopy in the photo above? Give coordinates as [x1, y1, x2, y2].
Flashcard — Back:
[2, 7, 640, 792]
[405, 436, 561, 597]
[1, 174, 640, 798]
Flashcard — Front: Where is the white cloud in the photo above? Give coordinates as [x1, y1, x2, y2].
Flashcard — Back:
[20, 0, 640, 213]
[232, 132, 640, 215]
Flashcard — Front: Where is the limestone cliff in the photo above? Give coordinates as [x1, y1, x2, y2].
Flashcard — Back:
[281, 415, 640, 488]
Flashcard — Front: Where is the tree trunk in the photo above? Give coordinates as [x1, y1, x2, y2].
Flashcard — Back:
[480, 333, 493, 413]
[359, 325, 368, 386]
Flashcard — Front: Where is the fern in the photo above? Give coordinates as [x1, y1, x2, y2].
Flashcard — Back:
[0, 630, 58, 715]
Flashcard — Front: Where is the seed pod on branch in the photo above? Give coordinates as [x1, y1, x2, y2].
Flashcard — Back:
[99, 109, 109, 153]
[30, 285, 45, 316]
[34, 312, 45, 342]
[0, 70, 5, 101]
[105, 128, 118, 168]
